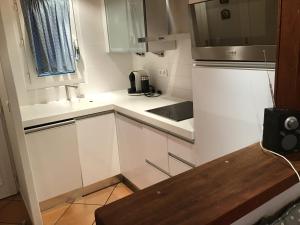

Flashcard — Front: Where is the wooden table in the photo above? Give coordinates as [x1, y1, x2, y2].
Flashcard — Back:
[95, 143, 300, 225]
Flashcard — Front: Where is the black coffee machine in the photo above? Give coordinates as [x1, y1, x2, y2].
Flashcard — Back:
[128, 70, 150, 94]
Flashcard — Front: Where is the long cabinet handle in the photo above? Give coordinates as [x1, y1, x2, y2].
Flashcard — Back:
[192, 61, 275, 70]
[25, 119, 75, 134]
[145, 159, 172, 177]
[168, 152, 196, 168]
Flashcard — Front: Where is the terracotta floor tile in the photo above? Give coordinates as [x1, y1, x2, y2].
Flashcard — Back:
[42, 203, 71, 225]
[0, 201, 30, 224]
[74, 186, 115, 205]
[106, 183, 133, 204]
[56, 204, 100, 225]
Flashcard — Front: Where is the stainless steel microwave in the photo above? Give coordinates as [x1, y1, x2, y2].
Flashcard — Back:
[189, 0, 278, 63]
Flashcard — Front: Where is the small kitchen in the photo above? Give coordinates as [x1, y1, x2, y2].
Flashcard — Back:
[0, 0, 298, 225]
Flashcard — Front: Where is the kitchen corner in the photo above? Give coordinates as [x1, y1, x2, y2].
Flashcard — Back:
[20, 90, 194, 142]
[21, 89, 196, 210]
[0, 0, 290, 224]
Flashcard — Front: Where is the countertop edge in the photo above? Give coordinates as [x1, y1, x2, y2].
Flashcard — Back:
[22, 102, 195, 142]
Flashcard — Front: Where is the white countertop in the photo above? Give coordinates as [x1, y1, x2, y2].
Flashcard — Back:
[21, 90, 194, 141]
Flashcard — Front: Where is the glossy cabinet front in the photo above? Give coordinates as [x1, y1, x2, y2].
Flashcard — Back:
[76, 113, 120, 187]
[104, 0, 146, 53]
[116, 113, 194, 189]
[25, 122, 82, 202]
[115, 113, 148, 189]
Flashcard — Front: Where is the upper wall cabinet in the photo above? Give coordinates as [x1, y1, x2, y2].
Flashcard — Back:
[104, 0, 177, 53]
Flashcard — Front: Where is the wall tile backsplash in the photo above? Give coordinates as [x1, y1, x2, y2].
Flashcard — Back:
[132, 34, 193, 100]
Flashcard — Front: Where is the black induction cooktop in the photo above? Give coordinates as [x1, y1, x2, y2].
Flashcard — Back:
[147, 101, 193, 122]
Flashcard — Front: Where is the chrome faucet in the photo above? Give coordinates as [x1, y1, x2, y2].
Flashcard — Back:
[65, 84, 79, 101]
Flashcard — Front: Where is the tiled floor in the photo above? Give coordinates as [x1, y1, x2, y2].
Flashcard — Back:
[42, 182, 133, 225]
[0, 193, 32, 225]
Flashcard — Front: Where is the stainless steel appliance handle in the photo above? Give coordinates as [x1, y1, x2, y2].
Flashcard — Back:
[145, 159, 172, 177]
[192, 61, 276, 70]
[25, 119, 75, 134]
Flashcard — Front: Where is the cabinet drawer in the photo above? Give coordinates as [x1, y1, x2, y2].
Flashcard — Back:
[169, 155, 193, 176]
[168, 135, 196, 166]
[143, 160, 170, 188]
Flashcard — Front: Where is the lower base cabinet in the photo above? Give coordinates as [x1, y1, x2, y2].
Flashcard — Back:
[25, 121, 82, 202]
[115, 113, 146, 189]
[169, 155, 193, 176]
[116, 113, 193, 189]
[76, 113, 120, 187]
[142, 161, 170, 189]
[25, 112, 195, 202]
[25, 113, 121, 203]
[116, 113, 171, 189]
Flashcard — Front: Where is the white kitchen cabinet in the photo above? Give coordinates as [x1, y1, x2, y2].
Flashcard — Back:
[116, 114, 195, 189]
[169, 155, 193, 177]
[168, 135, 197, 167]
[142, 161, 169, 188]
[116, 114, 170, 189]
[76, 113, 120, 187]
[143, 126, 169, 173]
[25, 121, 82, 202]
[115, 114, 146, 189]
[103, 0, 175, 53]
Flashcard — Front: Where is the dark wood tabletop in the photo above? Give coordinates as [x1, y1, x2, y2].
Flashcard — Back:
[95, 143, 300, 225]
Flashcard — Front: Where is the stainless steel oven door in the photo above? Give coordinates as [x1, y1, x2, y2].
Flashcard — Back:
[191, 45, 276, 62]
[189, 0, 278, 63]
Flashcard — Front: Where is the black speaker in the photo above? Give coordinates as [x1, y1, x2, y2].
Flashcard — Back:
[262, 108, 300, 154]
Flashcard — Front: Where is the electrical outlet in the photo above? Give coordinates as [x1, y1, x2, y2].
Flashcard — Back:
[159, 68, 168, 77]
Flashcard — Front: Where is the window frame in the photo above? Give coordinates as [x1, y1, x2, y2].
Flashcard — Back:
[15, 0, 85, 90]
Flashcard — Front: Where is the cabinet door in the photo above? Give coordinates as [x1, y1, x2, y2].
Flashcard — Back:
[143, 126, 169, 173]
[115, 114, 146, 189]
[104, 0, 146, 53]
[76, 113, 120, 187]
[168, 135, 197, 167]
[126, 0, 146, 52]
[169, 156, 192, 177]
[142, 161, 169, 189]
[105, 0, 130, 52]
[26, 123, 82, 202]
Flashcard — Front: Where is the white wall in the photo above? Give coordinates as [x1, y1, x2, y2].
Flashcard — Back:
[1, 0, 133, 106]
[0, 8, 42, 225]
[0, 107, 18, 199]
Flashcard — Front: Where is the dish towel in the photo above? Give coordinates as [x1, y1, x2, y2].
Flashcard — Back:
[21, 0, 76, 77]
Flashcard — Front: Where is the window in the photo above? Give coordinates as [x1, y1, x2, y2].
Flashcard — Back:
[15, 0, 84, 89]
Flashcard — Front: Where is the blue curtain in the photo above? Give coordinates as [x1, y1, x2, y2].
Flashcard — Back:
[21, 0, 76, 77]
